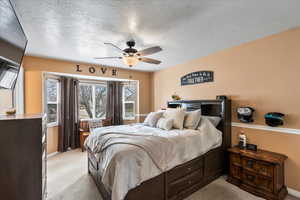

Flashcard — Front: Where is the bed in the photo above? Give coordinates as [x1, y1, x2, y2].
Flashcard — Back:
[86, 99, 231, 200]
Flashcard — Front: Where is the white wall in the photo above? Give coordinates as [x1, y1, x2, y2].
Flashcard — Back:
[0, 89, 13, 114]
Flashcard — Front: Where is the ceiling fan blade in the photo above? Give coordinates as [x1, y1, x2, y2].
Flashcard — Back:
[104, 42, 125, 53]
[136, 46, 162, 56]
[139, 57, 161, 65]
[94, 57, 122, 59]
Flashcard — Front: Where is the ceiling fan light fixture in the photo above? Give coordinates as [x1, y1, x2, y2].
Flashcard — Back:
[122, 55, 139, 67]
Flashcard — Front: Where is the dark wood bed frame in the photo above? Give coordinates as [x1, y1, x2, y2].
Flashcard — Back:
[88, 99, 231, 200]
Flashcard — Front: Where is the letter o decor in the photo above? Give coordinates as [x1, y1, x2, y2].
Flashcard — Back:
[89, 67, 96, 73]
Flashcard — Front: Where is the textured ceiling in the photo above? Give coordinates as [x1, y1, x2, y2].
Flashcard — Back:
[12, 0, 300, 71]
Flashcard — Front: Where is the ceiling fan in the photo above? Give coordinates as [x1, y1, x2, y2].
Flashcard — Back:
[95, 40, 162, 67]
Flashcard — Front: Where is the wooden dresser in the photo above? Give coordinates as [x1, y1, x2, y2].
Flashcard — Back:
[0, 114, 47, 200]
[227, 147, 287, 200]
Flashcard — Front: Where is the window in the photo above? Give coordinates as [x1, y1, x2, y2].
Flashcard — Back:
[123, 83, 137, 120]
[79, 83, 107, 120]
[46, 79, 60, 126]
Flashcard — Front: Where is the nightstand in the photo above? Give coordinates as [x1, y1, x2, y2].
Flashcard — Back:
[80, 131, 90, 152]
[227, 147, 288, 200]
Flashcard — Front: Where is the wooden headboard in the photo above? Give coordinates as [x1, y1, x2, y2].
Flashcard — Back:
[167, 99, 232, 150]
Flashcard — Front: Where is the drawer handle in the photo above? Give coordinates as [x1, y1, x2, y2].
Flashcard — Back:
[246, 160, 254, 168]
[187, 167, 192, 171]
[246, 174, 255, 181]
[260, 167, 267, 173]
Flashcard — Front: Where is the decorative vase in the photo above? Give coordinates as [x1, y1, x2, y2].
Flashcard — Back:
[171, 94, 181, 101]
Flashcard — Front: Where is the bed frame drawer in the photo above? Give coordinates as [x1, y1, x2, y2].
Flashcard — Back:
[167, 157, 203, 183]
[168, 168, 204, 198]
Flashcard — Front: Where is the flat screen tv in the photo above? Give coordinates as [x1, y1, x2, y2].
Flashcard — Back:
[0, 0, 27, 89]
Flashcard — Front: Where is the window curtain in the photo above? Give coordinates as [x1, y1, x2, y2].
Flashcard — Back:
[106, 81, 123, 125]
[58, 77, 80, 152]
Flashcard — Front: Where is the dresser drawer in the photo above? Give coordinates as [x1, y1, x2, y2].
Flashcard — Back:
[255, 161, 274, 178]
[230, 153, 241, 166]
[167, 157, 203, 182]
[168, 169, 203, 198]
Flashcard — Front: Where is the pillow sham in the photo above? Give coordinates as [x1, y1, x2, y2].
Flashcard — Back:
[143, 111, 164, 127]
[202, 116, 222, 127]
[156, 118, 173, 130]
[184, 109, 202, 129]
[163, 108, 186, 129]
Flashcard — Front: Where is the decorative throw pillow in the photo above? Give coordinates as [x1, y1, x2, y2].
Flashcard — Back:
[144, 111, 164, 127]
[163, 108, 186, 129]
[202, 116, 222, 127]
[184, 109, 202, 129]
[156, 118, 173, 130]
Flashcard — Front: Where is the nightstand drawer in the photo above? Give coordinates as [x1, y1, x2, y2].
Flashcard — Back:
[255, 161, 274, 178]
[242, 157, 256, 171]
[230, 153, 241, 166]
[230, 164, 242, 179]
[257, 175, 274, 193]
[242, 170, 257, 187]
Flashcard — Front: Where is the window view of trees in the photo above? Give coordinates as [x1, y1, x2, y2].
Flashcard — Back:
[46, 79, 59, 124]
[79, 83, 107, 119]
[123, 83, 137, 120]
[95, 85, 107, 118]
[45, 79, 138, 123]
[79, 81, 137, 121]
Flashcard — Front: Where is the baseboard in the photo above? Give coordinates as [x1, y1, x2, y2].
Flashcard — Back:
[288, 187, 300, 198]
[47, 151, 59, 158]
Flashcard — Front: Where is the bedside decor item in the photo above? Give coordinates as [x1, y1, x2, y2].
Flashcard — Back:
[264, 112, 284, 127]
[237, 107, 255, 123]
[181, 71, 214, 86]
[5, 108, 16, 115]
[246, 143, 257, 151]
[216, 95, 227, 100]
[171, 93, 181, 101]
[238, 131, 247, 149]
[227, 147, 288, 200]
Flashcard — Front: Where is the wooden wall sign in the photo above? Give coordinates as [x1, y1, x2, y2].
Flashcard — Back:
[76, 64, 118, 76]
[181, 71, 214, 86]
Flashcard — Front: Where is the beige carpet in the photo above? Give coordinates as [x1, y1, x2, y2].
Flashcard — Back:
[47, 149, 299, 200]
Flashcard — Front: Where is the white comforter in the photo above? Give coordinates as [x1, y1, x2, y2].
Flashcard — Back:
[84, 117, 222, 200]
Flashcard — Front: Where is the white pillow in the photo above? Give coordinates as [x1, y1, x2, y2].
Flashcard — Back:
[202, 116, 222, 127]
[184, 109, 202, 129]
[144, 111, 164, 127]
[163, 108, 186, 129]
[156, 118, 173, 130]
